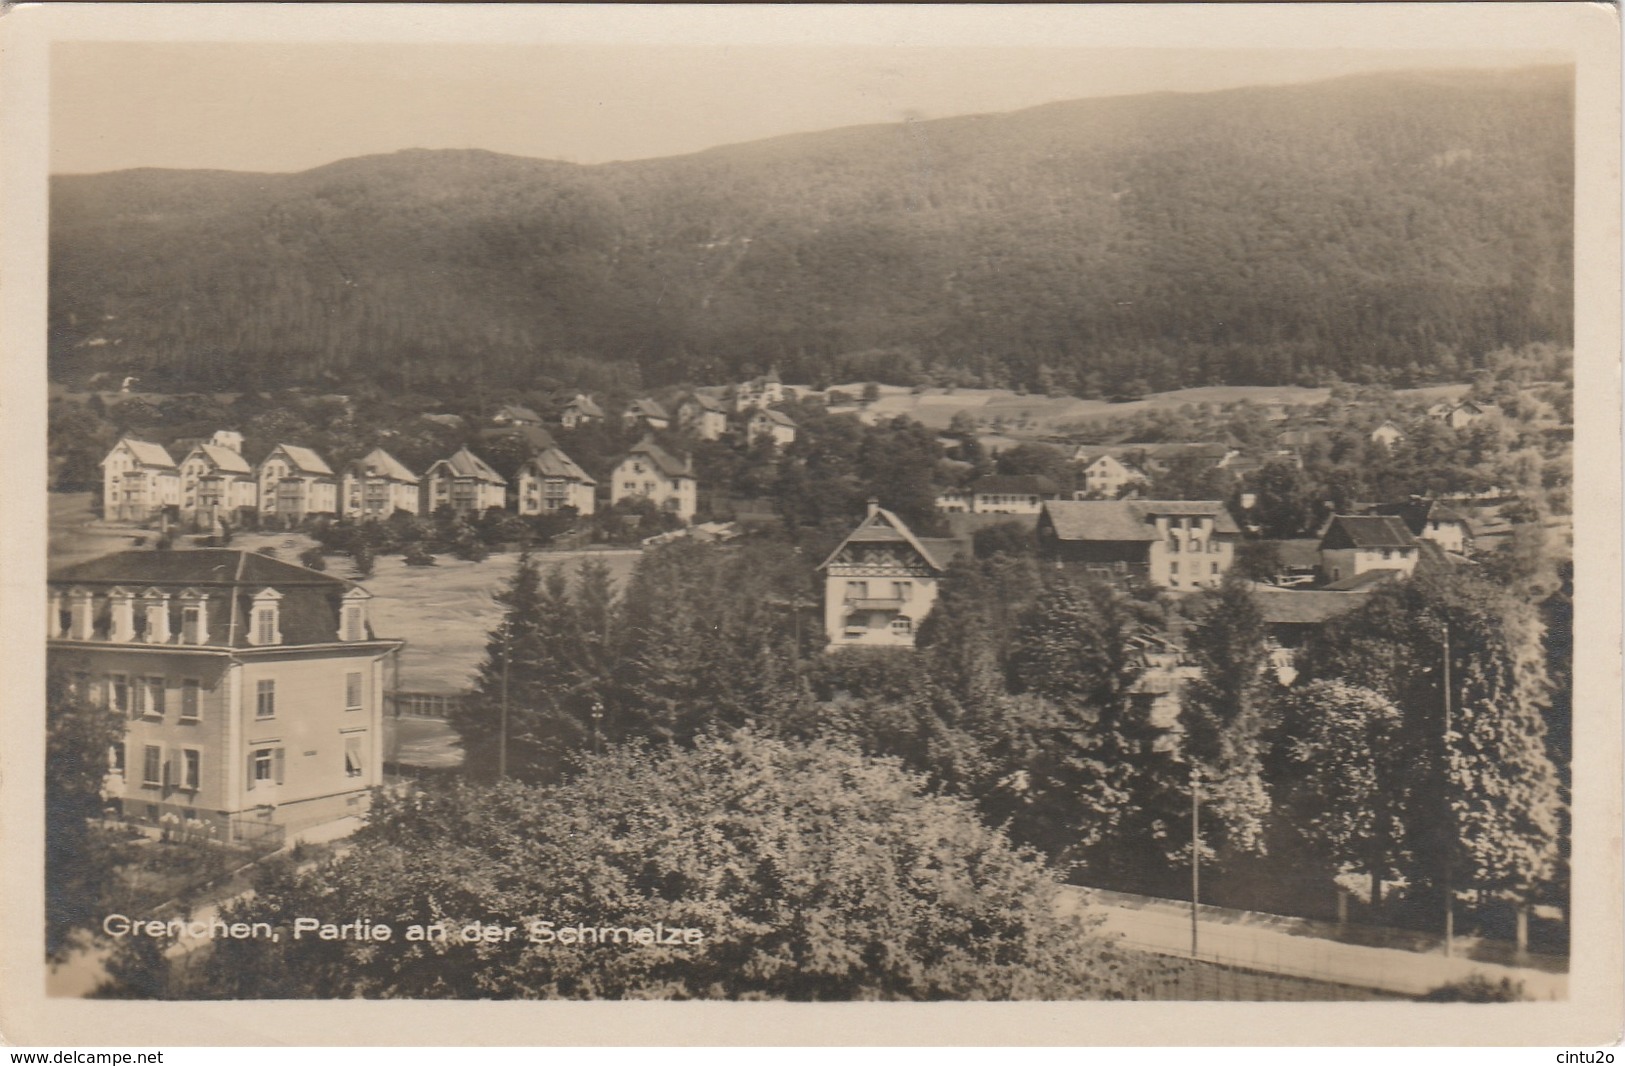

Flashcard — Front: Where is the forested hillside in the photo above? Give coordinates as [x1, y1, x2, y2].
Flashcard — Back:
[49, 66, 1572, 395]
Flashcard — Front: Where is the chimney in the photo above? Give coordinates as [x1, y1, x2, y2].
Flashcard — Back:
[866, 498, 880, 518]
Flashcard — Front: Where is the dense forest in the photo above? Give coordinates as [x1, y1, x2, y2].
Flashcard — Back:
[50, 66, 1572, 395]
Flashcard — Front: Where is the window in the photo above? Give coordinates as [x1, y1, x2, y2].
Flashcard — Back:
[180, 679, 201, 721]
[181, 749, 201, 791]
[1168, 537, 1180, 553]
[255, 607, 278, 644]
[142, 745, 162, 787]
[145, 677, 165, 718]
[130, 676, 147, 717]
[249, 747, 281, 790]
[1189, 537, 1203, 554]
[889, 616, 913, 637]
[111, 743, 126, 777]
[110, 674, 130, 715]
[181, 606, 201, 644]
[1170, 561, 1179, 575]
[1211, 562, 1220, 575]
[345, 736, 365, 778]
[342, 605, 364, 641]
[848, 581, 868, 600]
[345, 672, 363, 711]
[256, 679, 276, 719]
[892, 581, 912, 601]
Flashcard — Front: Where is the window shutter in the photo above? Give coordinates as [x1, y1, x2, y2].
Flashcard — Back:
[273, 747, 285, 785]
[246, 753, 256, 791]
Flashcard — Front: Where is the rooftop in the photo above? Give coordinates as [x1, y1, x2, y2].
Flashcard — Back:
[1042, 500, 1240, 542]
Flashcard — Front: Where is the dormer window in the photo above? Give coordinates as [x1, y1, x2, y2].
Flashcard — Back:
[341, 587, 370, 642]
[141, 588, 172, 644]
[108, 587, 136, 643]
[249, 588, 283, 646]
[68, 587, 95, 640]
[177, 589, 209, 645]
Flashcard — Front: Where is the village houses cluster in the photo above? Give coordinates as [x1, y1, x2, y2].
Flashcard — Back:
[68, 368, 1494, 841]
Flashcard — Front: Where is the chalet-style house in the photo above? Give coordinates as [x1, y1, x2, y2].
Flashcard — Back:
[1369, 421, 1405, 448]
[677, 394, 730, 441]
[47, 550, 402, 837]
[491, 404, 546, 428]
[623, 399, 672, 432]
[558, 394, 605, 429]
[1370, 497, 1474, 555]
[102, 439, 181, 523]
[340, 449, 420, 520]
[1318, 514, 1420, 586]
[515, 447, 597, 516]
[422, 447, 508, 517]
[1431, 400, 1502, 430]
[257, 445, 338, 527]
[610, 438, 697, 522]
[1075, 452, 1149, 499]
[748, 407, 798, 447]
[1038, 500, 1240, 591]
[818, 502, 967, 650]
[734, 369, 787, 412]
[177, 439, 256, 531]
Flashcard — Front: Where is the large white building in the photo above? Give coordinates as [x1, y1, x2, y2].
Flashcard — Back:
[340, 449, 421, 520]
[257, 444, 339, 527]
[102, 439, 181, 522]
[48, 549, 401, 837]
[817, 503, 966, 650]
[515, 447, 597, 516]
[609, 439, 697, 522]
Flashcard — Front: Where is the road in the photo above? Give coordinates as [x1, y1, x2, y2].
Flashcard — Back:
[1062, 886, 1568, 1000]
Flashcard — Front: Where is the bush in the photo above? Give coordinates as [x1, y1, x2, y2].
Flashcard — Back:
[298, 546, 327, 571]
[403, 545, 437, 567]
[351, 544, 376, 579]
[1419, 975, 1528, 1002]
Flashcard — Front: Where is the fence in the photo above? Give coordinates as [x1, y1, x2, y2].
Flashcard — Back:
[390, 691, 466, 719]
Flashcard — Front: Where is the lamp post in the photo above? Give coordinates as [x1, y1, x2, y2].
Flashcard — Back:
[591, 699, 604, 757]
[1441, 619, 1453, 959]
[497, 618, 510, 782]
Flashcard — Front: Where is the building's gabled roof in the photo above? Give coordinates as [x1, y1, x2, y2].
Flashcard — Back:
[1454, 400, 1501, 418]
[1042, 500, 1240, 542]
[752, 408, 798, 428]
[682, 393, 728, 414]
[478, 424, 556, 451]
[429, 447, 506, 484]
[1319, 514, 1419, 551]
[266, 444, 334, 477]
[626, 398, 671, 421]
[51, 549, 344, 589]
[184, 443, 253, 475]
[347, 448, 418, 484]
[1370, 498, 1472, 536]
[618, 438, 694, 480]
[972, 474, 1059, 496]
[1251, 586, 1374, 626]
[1321, 569, 1406, 592]
[493, 404, 544, 425]
[562, 395, 606, 418]
[106, 438, 178, 470]
[521, 447, 595, 484]
[819, 506, 956, 572]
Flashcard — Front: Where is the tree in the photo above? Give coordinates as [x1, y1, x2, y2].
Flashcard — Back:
[45, 668, 125, 958]
[451, 553, 589, 783]
[193, 734, 1166, 1000]
[1245, 458, 1317, 538]
[1180, 579, 1275, 855]
[1271, 680, 1410, 911]
[1295, 569, 1565, 913]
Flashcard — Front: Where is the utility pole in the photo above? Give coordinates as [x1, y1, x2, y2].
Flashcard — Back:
[591, 698, 604, 757]
[498, 619, 510, 781]
[1442, 619, 1453, 958]
[1191, 763, 1201, 958]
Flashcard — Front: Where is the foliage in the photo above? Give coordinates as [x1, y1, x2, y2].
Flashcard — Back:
[193, 733, 1165, 1000]
[45, 668, 126, 958]
[1419, 975, 1528, 1002]
[297, 546, 327, 571]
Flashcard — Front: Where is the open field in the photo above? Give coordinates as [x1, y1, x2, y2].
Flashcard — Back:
[362, 549, 640, 694]
[841, 382, 1474, 434]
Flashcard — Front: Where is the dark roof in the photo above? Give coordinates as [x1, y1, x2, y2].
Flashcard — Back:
[478, 424, 557, 451]
[1251, 587, 1373, 626]
[108, 438, 178, 469]
[1370, 499, 1472, 535]
[626, 399, 670, 420]
[621, 439, 694, 480]
[49, 549, 378, 648]
[493, 404, 545, 424]
[521, 447, 594, 484]
[345, 448, 418, 483]
[1319, 515, 1419, 550]
[183, 443, 253, 476]
[972, 474, 1060, 496]
[819, 506, 961, 571]
[428, 447, 506, 484]
[1042, 500, 1240, 542]
[266, 444, 334, 477]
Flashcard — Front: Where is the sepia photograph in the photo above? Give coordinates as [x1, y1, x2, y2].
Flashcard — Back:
[1, 1, 1619, 1048]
